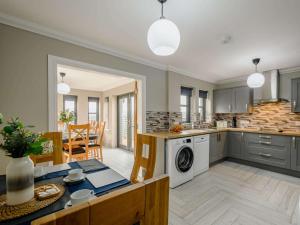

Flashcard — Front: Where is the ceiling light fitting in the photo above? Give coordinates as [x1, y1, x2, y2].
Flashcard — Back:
[247, 58, 265, 88]
[57, 72, 71, 94]
[147, 0, 180, 56]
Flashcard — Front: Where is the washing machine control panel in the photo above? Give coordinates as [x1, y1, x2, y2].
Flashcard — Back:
[183, 138, 192, 143]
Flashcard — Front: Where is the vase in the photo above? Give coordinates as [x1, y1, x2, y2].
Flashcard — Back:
[6, 156, 34, 205]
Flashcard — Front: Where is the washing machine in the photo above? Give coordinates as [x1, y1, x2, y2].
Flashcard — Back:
[167, 137, 194, 188]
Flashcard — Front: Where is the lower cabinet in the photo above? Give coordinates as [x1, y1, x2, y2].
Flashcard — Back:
[209, 132, 227, 163]
[227, 132, 243, 159]
[291, 137, 300, 171]
[243, 133, 291, 169]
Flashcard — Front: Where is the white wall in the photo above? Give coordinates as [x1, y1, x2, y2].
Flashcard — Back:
[167, 71, 215, 121]
[57, 89, 102, 124]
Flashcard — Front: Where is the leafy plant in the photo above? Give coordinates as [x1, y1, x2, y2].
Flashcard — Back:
[59, 110, 75, 124]
[0, 113, 3, 124]
[0, 116, 47, 158]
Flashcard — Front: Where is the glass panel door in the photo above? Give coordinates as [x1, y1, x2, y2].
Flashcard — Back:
[118, 93, 135, 151]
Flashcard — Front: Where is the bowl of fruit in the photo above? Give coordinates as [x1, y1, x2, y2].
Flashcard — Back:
[170, 124, 183, 133]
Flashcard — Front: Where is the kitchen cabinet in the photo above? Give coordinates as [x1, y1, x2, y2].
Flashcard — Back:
[209, 132, 227, 163]
[213, 87, 252, 114]
[243, 133, 291, 169]
[291, 137, 300, 171]
[291, 78, 300, 112]
[213, 89, 233, 113]
[227, 132, 243, 159]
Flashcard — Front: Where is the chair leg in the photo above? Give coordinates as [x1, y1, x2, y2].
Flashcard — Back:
[99, 146, 103, 161]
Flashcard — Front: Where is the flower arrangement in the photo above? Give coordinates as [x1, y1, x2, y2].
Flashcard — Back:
[0, 116, 47, 158]
[59, 110, 75, 124]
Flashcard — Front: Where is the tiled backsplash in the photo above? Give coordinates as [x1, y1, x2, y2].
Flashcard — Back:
[146, 111, 212, 132]
[214, 102, 300, 131]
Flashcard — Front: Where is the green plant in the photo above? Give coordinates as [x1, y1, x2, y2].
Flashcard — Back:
[59, 110, 75, 124]
[0, 117, 47, 158]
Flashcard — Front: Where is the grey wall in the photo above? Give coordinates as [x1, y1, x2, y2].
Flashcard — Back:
[0, 23, 168, 131]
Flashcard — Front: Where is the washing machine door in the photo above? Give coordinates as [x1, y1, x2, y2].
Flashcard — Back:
[175, 146, 194, 173]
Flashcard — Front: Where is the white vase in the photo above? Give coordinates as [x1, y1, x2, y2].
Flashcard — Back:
[6, 156, 34, 205]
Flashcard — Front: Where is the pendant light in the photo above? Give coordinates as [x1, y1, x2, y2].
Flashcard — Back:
[57, 72, 71, 94]
[147, 0, 180, 56]
[247, 58, 265, 88]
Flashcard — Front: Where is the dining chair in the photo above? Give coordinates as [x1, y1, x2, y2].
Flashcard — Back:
[64, 124, 90, 162]
[31, 132, 64, 165]
[83, 121, 105, 161]
[130, 134, 157, 183]
[32, 175, 169, 225]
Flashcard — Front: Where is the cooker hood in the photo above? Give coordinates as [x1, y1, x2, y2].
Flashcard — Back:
[253, 69, 287, 104]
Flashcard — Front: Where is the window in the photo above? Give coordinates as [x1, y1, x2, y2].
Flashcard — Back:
[104, 97, 109, 128]
[63, 95, 77, 124]
[199, 90, 208, 122]
[88, 97, 99, 122]
[180, 87, 193, 123]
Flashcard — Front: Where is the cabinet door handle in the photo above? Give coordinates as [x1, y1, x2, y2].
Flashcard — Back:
[293, 100, 297, 109]
[228, 104, 231, 112]
[245, 104, 248, 111]
[259, 135, 272, 139]
[259, 141, 271, 145]
[292, 137, 296, 149]
[259, 152, 272, 158]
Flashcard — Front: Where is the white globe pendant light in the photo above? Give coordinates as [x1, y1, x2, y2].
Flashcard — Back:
[147, 0, 180, 56]
[247, 58, 265, 88]
[57, 72, 71, 94]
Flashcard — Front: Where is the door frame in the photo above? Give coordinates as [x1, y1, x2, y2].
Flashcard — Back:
[48, 55, 146, 133]
[117, 92, 135, 151]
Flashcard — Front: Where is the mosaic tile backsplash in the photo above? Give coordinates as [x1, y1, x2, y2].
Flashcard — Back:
[214, 102, 300, 132]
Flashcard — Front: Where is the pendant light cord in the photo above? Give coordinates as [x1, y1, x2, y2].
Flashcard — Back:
[160, 1, 165, 19]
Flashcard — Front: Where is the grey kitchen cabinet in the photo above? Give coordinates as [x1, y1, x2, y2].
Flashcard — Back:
[213, 89, 233, 113]
[227, 132, 244, 159]
[291, 137, 300, 171]
[291, 78, 300, 112]
[209, 132, 227, 163]
[213, 86, 252, 113]
[243, 133, 291, 169]
[233, 87, 253, 113]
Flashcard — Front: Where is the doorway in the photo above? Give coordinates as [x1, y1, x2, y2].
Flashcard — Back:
[117, 93, 135, 151]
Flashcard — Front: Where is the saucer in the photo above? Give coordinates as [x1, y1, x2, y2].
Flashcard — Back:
[64, 196, 96, 208]
[63, 173, 86, 184]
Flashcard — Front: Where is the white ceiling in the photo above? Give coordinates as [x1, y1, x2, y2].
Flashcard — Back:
[1, 0, 300, 83]
[57, 65, 134, 92]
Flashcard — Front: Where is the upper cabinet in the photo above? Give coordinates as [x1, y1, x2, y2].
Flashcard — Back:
[291, 78, 300, 112]
[213, 86, 253, 113]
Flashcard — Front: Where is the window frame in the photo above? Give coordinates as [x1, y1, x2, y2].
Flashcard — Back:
[180, 87, 193, 123]
[88, 97, 100, 122]
[199, 90, 208, 122]
[63, 95, 78, 124]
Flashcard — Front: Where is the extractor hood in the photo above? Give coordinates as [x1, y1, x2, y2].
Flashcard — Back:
[253, 69, 287, 104]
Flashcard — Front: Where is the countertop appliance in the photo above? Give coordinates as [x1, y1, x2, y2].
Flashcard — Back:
[193, 135, 209, 176]
[167, 137, 194, 188]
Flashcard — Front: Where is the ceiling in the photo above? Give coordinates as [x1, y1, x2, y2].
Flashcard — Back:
[57, 65, 134, 92]
[1, 0, 300, 83]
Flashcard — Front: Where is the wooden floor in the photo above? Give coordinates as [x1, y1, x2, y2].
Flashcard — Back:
[102, 148, 300, 225]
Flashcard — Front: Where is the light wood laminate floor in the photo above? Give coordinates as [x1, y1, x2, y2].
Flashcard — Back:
[102, 148, 300, 225]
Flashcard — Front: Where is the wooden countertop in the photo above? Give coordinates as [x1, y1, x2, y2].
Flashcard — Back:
[143, 128, 300, 139]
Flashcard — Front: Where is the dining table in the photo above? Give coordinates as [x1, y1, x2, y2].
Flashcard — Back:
[0, 159, 131, 225]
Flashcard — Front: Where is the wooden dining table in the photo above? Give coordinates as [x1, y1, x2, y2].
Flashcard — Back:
[0, 159, 130, 225]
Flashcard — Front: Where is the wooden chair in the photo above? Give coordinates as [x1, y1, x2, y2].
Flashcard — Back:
[83, 122, 105, 160]
[130, 134, 157, 183]
[64, 124, 90, 162]
[31, 132, 64, 165]
[32, 175, 169, 225]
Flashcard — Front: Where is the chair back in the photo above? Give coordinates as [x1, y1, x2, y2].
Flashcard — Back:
[32, 175, 169, 225]
[67, 124, 90, 146]
[31, 132, 63, 165]
[130, 134, 157, 183]
[89, 120, 98, 134]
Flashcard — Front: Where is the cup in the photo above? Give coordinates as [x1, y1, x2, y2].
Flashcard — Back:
[70, 189, 95, 205]
[68, 169, 83, 181]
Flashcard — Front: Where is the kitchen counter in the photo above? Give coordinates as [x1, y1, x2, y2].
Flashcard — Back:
[143, 128, 300, 139]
